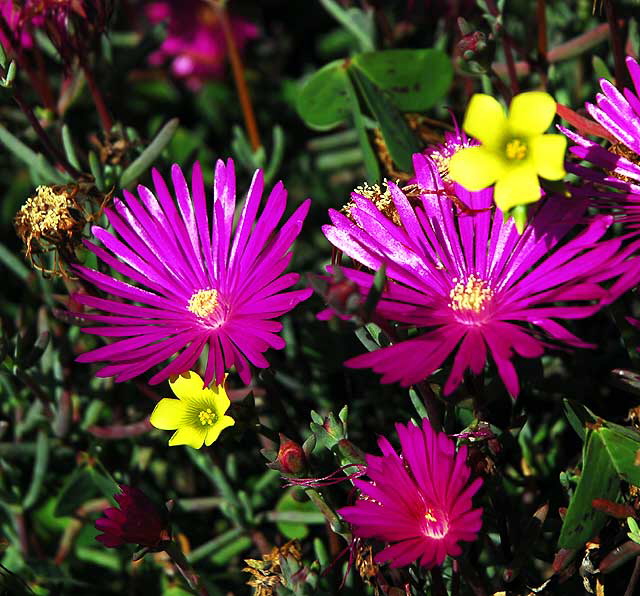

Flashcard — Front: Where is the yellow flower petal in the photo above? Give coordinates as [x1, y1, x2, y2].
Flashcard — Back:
[150, 398, 186, 430]
[508, 91, 556, 137]
[462, 94, 508, 149]
[168, 426, 207, 449]
[448, 146, 506, 191]
[204, 415, 235, 446]
[494, 165, 541, 212]
[530, 134, 567, 180]
[169, 370, 206, 402]
[212, 390, 231, 415]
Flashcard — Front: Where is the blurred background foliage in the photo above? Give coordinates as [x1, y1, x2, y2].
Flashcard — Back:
[2, 0, 640, 594]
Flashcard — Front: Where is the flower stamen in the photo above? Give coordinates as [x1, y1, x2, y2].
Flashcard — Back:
[505, 138, 528, 161]
[188, 289, 219, 318]
[198, 408, 218, 426]
[449, 275, 494, 313]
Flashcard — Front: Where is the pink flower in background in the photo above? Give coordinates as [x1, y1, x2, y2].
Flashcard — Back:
[338, 419, 483, 568]
[0, 0, 34, 49]
[95, 485, 170, 548]
[74, 159, 311, 386]
[561, 56, 640, 226]
[146, 0, 258, 90]
[323, 145, 640, 397]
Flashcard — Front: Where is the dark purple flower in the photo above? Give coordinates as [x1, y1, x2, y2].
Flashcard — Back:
[338, 419, 483, 568]
[323, 145, 640, 396]
[95, 485, 170, 548]
[74, 159, 311, 386]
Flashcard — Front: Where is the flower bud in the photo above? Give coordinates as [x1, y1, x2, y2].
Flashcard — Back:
[275, 434, 307, 475]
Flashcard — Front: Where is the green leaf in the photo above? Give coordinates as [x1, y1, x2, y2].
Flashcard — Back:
[598, 424, 640, 486]
[120, 118, 179, 188]
[275, 489, 319, 540]
[0, 125, 67, 184]
[349, 65, 421, 172]
[0, 242, 31, 281]
[563, 399, 597, 441]
[23, 430, 49, 510]
[558, 430, 619, 549]
[318, 0, 374, 52]
[54, 467, 100, 517]
[354, 49, 453, 111]
[297, 60, 351, 131]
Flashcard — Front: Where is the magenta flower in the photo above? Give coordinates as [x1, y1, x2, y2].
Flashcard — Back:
[560, 56, 640, 198]
[323, 150, 640, 396]
[338, 419, 483, 568]
[74, 159, 311, 385]
[95, 485, 170, 548]
[146, 0, 258, 90]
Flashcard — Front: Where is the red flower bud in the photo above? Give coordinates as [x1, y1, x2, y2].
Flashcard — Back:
[276, 434, 307, 475]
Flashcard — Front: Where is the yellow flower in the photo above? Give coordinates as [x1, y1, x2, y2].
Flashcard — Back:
[150, 370, 235, 449]
[448, 91, 567, 212]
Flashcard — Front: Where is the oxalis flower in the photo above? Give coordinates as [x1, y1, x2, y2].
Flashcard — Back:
[338, 419, 483, 569]
[150, 370, 234, 449]
[323, 150, 640, 397]
[73, 159, 311, 385]
[448, 91, 566, 216]
[560, 56, 640, 220]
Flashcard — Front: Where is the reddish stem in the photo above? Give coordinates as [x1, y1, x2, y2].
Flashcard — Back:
[212, 1, 261, 150]
[80, 56, 113, 133]
[605, 0, 630, 90]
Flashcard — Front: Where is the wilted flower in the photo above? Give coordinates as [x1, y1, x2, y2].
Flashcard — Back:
[95, 485, 170, 548]
[14, 184, 104, 277]
[73, 159, 311, 385]
[244, 540, 303, 596]
[338, 419, 483, 568]
[448, 91, 566, 214]
[146, 0, 258, 90]
[150, 370, 234, 449]
[323, 149, 640, 397]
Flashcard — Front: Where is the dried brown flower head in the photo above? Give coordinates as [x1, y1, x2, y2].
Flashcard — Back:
[243, 540, 302, 596]
[13, 183, 109, 278]
[343, 181, 401, 226]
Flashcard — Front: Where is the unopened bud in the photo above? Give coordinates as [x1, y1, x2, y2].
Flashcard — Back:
[276, 434, 307, 475]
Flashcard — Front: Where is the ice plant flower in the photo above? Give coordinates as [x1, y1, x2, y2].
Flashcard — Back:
[146, 0, 258, 90]
[323, 150, 640, 396]
[73, 159, 311, 385]
[150, 370, 234, 449]
[448, 91, 567, 212]
[95, 485, 170, 548]
[560, 56, 640, 215]
[338, 419, 483, 568]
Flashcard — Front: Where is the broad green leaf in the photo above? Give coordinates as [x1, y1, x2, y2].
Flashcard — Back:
[598, 424, 640, 486]
[350, 65, 421, 172]
[354, 49, 453, 111]
[559, 430, 619, 549]
[297, 60, 351, 131]
[275, 490, 319, 540]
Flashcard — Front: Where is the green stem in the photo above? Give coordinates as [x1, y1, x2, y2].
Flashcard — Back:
[165, 540, 209, 596]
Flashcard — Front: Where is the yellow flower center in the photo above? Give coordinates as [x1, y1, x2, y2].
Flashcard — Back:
[187, 289, 219, 318]
[449, 275, 494, 313]
[198, 408, 218, 426]
[505, 138, 528, 161]
[424, 508, 437, 523]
